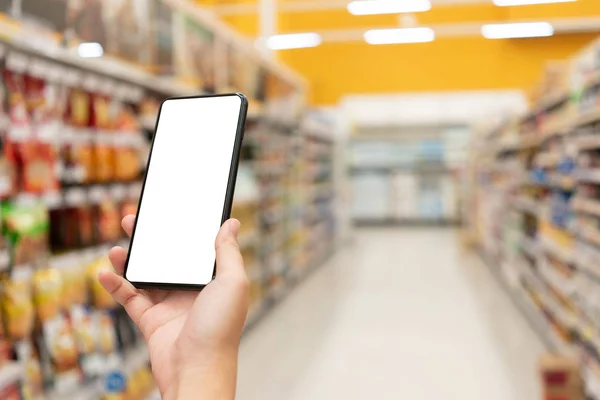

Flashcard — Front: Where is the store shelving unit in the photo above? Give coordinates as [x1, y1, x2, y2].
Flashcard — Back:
[469, 37, 600, 399]
[349, 131, 464, 226]
[0, 2, 336, 399]
[240, 115, 337, 312]
[302, 119, 336, 274]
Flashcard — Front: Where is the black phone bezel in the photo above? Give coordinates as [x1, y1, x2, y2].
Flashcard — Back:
[123, 93, 248, 290]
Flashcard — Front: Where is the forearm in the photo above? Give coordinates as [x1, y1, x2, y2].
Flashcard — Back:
[165, 350, 239, 400]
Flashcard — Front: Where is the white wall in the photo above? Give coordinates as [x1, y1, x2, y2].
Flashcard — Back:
[339, 90, 528, 128]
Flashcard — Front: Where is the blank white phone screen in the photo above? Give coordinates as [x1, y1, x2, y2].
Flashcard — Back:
[126, 95, 244, 286]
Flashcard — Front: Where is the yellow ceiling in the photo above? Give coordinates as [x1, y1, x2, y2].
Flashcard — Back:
[197, 0, 600, 105]
[201, 0, 600, 35]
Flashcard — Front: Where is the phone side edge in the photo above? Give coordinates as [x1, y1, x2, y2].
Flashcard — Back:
[212, 94, 249, 280]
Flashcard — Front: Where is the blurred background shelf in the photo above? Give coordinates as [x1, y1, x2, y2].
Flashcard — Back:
[466, 34, 600, 400]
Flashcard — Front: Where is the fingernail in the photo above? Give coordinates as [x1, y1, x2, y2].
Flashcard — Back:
[228, 219, 240, 236]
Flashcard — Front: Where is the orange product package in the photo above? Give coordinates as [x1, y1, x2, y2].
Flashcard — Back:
[19, 139, 59, 193]
[114, 147, 140, 181]
[4, 69, 32, 193]
[93, 142, 115, 182]
[3, 69, 30, 131]
[14, 74, 61, 193]
[23, 75, 45, 122]
[65, 87, 91, 128]
[97, 199, 121, 243]
[91, 93, 114, 131]
[63, 142, 93, 184]
[0, 134, 17, 198]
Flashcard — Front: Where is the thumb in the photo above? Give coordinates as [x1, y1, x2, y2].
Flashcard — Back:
[215, 219, 245, 280]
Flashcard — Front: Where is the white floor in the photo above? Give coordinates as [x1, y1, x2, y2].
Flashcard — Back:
[237, 228, 546, 400]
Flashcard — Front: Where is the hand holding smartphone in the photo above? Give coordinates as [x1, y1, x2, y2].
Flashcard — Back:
[123, 93, 248, 289]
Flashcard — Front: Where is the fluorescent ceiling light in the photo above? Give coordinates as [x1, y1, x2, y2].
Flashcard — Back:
[77, 42, 104, 58]
[493, 0, 575, 6]
[348, 0, 431, 16]
[481, 22, 554, 39]
[364, 27, 435, 45]
[266, 33, 322, 50]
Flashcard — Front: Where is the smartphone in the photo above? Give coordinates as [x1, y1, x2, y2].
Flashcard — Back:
[123, 93, 248, 290]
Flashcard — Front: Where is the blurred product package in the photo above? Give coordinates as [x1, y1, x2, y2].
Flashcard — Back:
[539, 354, 584, 400]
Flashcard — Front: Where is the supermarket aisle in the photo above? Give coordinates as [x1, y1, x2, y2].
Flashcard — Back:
[237, 228, 546, 400]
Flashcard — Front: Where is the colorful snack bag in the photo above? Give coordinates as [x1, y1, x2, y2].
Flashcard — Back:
[91, 93, 113, 132]
[14, 340, 43, 400]
[65, 87, 91, 128]
[2, 202, 49, 265]
[1, 276, 34, 340]
[41, 313, 80, 386]
[97, 199, 121, 242]
[94, 311, 117, 354]
[19, 138, 60, 193]
[93, 142, 114, 182]
[114, 147, 140, 181]
[0, 381, 20, 400]
[63, 141, 93, 184]
[88, 257, 116, 309]
[32, 268, 63, 322]
[70, 305, 95, 355]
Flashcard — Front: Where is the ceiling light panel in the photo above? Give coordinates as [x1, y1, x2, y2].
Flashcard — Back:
[364, 27, 436, 45]
[481, 22, 554, 39]
[348, 0, 431, 16]
[266, 33, 322, 50]
[493, 0, 575, 6]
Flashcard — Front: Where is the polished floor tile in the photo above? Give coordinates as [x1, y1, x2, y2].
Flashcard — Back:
[238, 228, 545, 400]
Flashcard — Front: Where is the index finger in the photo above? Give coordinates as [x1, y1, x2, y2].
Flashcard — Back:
[215, 219, 246, 280]
[122, 215, 135, 237]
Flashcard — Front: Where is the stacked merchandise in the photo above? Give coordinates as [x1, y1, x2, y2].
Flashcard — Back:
[286, 133, 308, 279]
[243, 117, 337, 304]
[0, 1, 337, 396]
[302, 118, 336, 271]
[0, 8, 334, 400]
[253, 120, 291, 301]
[0, 44, 163, 400]
[469, 37, 600, 399]
[539, 354, 585, 400]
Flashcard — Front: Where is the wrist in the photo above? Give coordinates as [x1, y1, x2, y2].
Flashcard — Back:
[165, 347, 239, 400]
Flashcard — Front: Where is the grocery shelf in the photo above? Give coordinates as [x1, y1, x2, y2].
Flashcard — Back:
[353, 218, 460, 227]
[349, 166, 453, 175]
[576, 169, 600, 184]
[575, 226, 600, 248]
[467, 37, 600, 400]
[478, 250, 560, 352]
[573, 197, 600, 218]
[0, 4, 335, 400]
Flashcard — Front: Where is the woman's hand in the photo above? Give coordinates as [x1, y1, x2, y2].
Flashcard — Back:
[98, 215, 249, 400]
